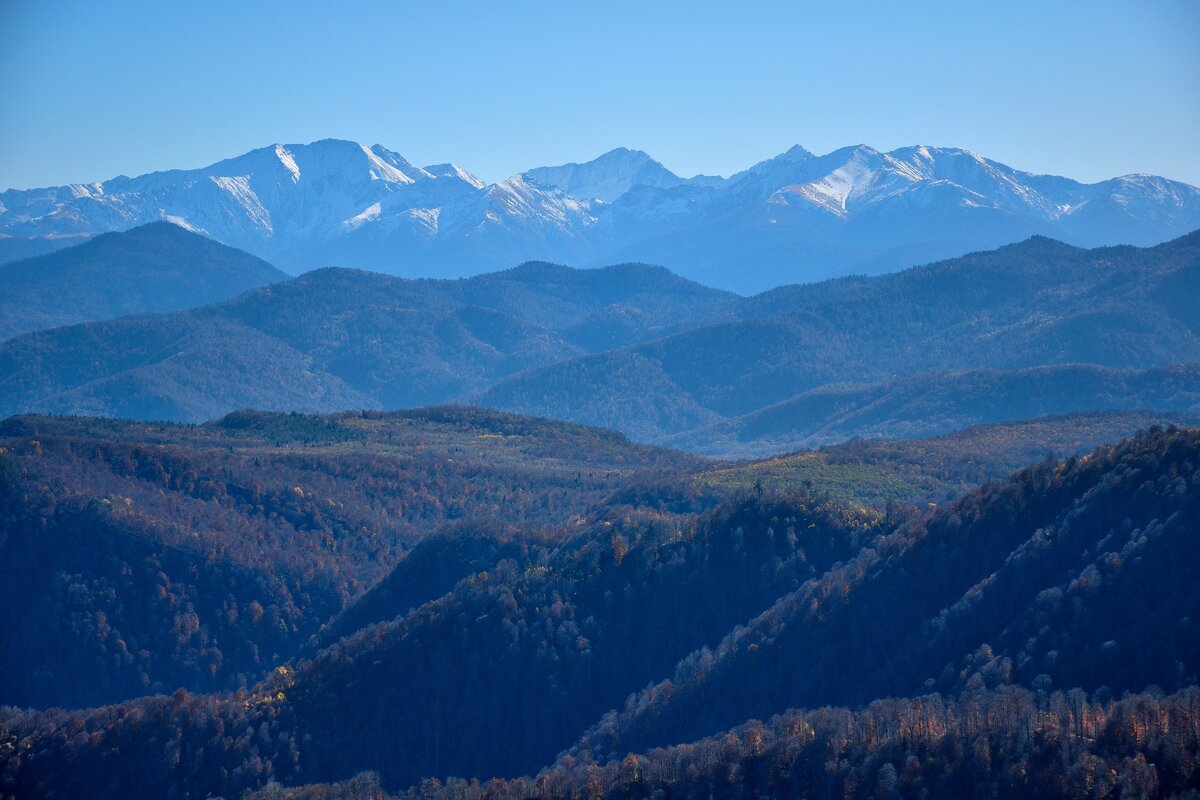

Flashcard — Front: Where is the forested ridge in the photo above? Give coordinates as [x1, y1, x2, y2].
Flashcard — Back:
[253, 687, 1200, 800]
[0, 407, 704, 709]
[0, 223, 287, 341]
[0, 408, 1176, 709]
[3, 228, 1200, 457]
[670, 363, 1200, 456]
[574, 426, 1200, 761]
[482, 231, 1200, 442]
[2, 423, 1197, 799]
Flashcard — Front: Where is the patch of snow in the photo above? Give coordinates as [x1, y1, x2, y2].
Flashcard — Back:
[275, 145, 302, 183]
[209, 175, 273, 233]
[341, 202, 383, 231]
[159, 214, 207, 235]
[359, 144, 416, 185]
[405, 207, 440, 234]
[424, 163, 486, 189]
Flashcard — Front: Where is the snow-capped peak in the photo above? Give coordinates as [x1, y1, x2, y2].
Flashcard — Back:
[522, 148, 684, 202]
[423, 163, 486, 189]
[1, 139, 1196, 290]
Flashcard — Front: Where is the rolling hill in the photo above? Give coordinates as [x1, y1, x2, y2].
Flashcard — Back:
[2, 425, 1195, 799]
[0, 407, 702, 709]
[1, 231, 1197, 448]
[669, 363, 1200, 456]
[570, 426, 1200, 763]
[0, 255, 732, 423]
[482, 232, 1200, 441]
[0, 222, 287, 341]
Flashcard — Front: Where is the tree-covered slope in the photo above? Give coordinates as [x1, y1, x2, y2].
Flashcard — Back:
[669, 363, 1200, 456]
[0, 408, 702, 709]
[574, 427, 1200, 762]
[0, 222, 287, 341]
[483, 233, 1200, 441]
[2, 426, 1196, 800]
[0, 259, 732, 423]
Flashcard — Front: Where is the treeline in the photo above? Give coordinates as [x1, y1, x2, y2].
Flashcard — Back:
[253, 686, 1200, 800]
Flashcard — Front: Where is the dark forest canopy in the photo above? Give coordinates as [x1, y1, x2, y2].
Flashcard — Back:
[0, 408, 1191, 712]
[251, 687, 1200, 800]
[0, 407, 706, 709]
[2, 423, 1197, 799]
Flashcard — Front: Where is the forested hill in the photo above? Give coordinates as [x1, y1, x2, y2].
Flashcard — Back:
[1, 408, 1172, 713]
[572, 426, 1200, 761]
[1, 231, 1198, 456]
[2, 425, 1196, 799]
[0, 407, 704, 709]
[668, 363, 1200, 456]
[0, 222, 287, 341]
[255, 688, 1200, 800]
[0, 242, 733, 423]
[481, 231, 1200, 441]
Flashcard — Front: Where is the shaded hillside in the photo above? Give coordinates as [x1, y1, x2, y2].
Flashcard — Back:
[670, 363, 1200, 456]
[0, 408, 703, 709]
[0, 234, 85, 267]
[574, 426, 1200, 761]
[299, 521, 531, 658]
[0, 493, 884, 798]
[451, 261, 736, 350]
[3, 232, 1198, 442]
[3, 427, 1196, 800]
[274, 494, 881, 789]
[482, 232, 1200, 440]
[0, 260, 731, 423]
[0, 313, 375, 421]
[254, 687, 1200, 800]
[0, 223, 286, 341]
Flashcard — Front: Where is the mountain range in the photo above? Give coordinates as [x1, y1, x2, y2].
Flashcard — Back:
[2, 224, 1199, 455]
[4, 139, 1199, 292]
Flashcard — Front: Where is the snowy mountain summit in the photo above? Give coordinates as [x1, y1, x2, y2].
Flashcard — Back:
[523, 148, 687, 202]
[3, 139, 1198, 292]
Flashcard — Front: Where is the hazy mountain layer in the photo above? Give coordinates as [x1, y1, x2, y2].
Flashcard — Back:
[4, 139, 1198, 291]
[3, 229, 1199, 452]
[483, 232, 1200, 441]
[0, 228, 732, 422]
[0, 222, 286, 341]
[668, 363, 1200, 456]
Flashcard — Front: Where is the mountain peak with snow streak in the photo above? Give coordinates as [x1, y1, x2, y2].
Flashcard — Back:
[1, 139, 1198, 292]
[523, 148, 684, 202]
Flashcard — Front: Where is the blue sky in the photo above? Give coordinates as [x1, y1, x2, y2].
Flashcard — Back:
[1, 0, 1197, 189]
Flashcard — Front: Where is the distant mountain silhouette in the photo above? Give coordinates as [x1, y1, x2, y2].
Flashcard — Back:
[668, 363, 1200, 456]
[482, 231, 1200, 441]
[0, 250, 731, 422]
[0, 222, 286, 340]
[1, 230, 1198, 452]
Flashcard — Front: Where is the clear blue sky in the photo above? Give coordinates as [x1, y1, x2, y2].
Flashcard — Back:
[1, 0, 1198, 190]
